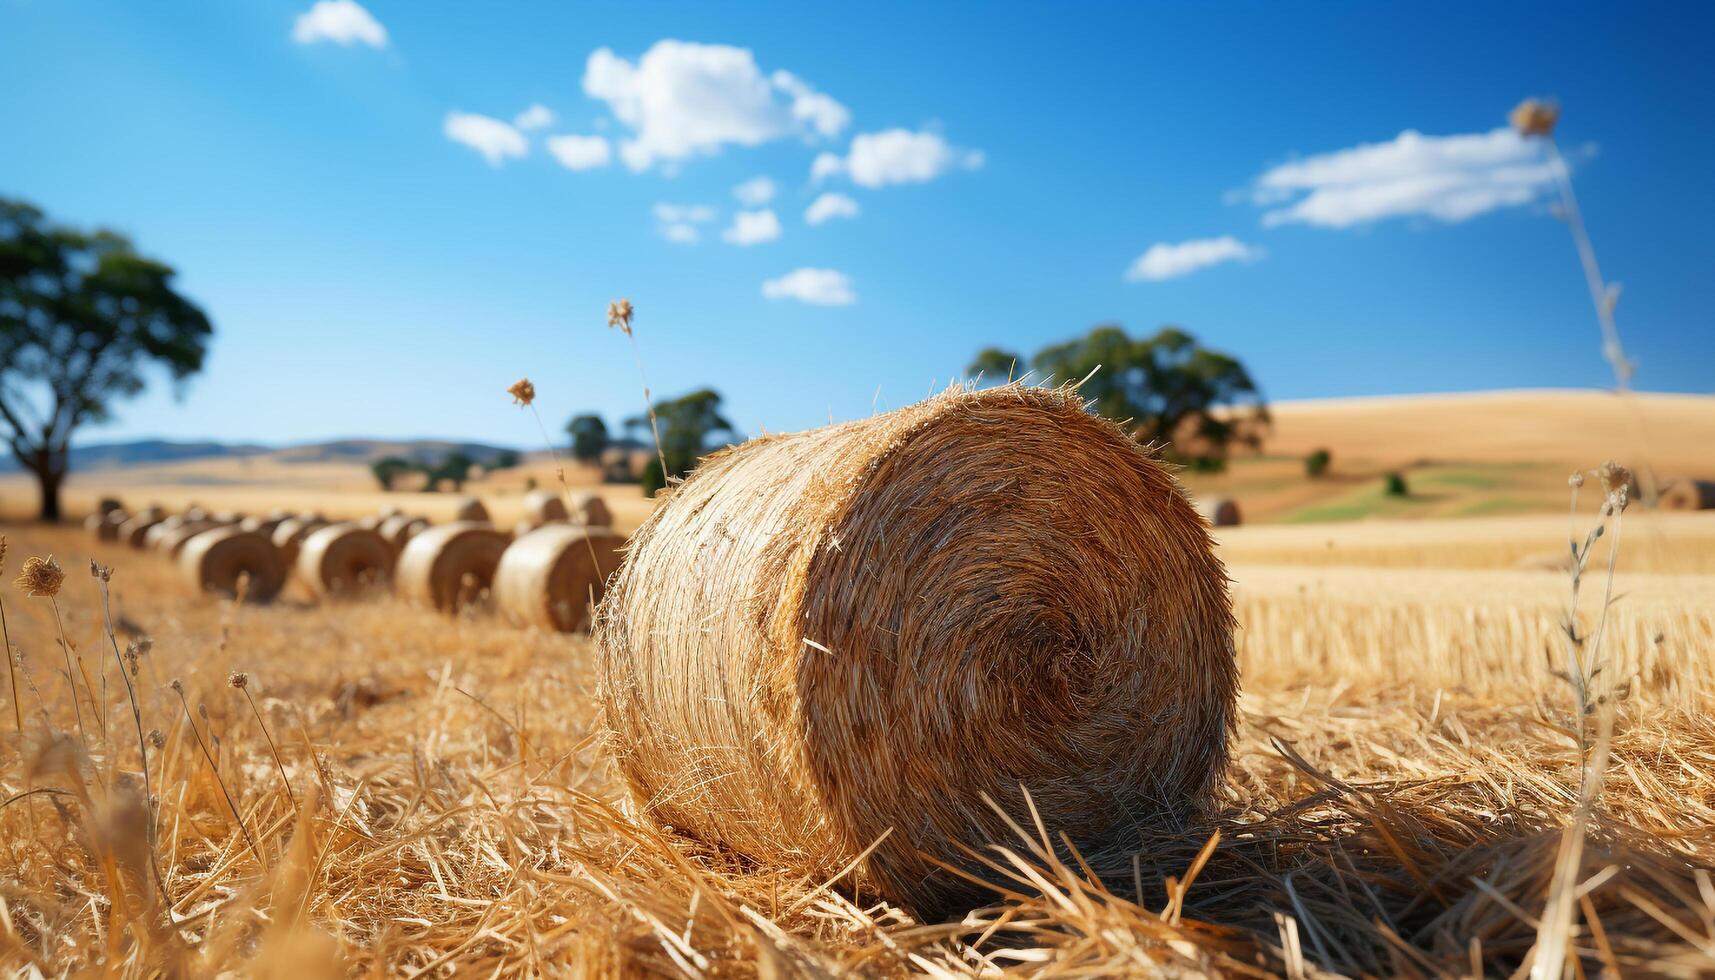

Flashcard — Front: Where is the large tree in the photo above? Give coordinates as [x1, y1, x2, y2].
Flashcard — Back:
[629, 388, 736, 488]
[566, 413, 608, 463]
[0, 198, 212, 520]
[969, 325, 1268, 471]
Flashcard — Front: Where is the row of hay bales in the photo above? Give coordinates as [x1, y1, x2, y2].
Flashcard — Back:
[85, 490, 625, 632]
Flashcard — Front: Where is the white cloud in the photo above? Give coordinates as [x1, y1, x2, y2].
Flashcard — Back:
[514, 104, 556, 131]
[812, 129, 984, 188]
[1125, 236, 1263, 282]
[804, 192, 860, 225]
[733, 176, 777, 206]
[762, 268, 856, 305]
[1251, 127, 1562, 228]
[293, 0, 388, 47]
[662, 223, 699, 244]
[722, 209, 782, 245]
[653, 203, 716, 224]
[582, 40, 846, 172]
[443, 112, 527, 166]
[546, 134, 611, 170]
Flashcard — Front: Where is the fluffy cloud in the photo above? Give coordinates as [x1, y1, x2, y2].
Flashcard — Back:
[722, 209, 783, 245]
[582, 40, 847, 172]
[514, 104, 556, 131]
[761, 268, 856, 305]
[653, 203, 717, 224]
[732, 176, 777, 206]
[1125, 237, 1262, 282]
[546, 134, 611, 170]
[812, 129, 984, 188]
[292, 0, 388, 47]
[661, 223, 699, 244]
[804, 192, 860, 225]
[443, 112, 527, 166]
[1251, 128, 1562, 228]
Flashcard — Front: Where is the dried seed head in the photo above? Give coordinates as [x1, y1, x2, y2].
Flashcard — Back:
[89, 560, 113, 582]
[1568, 471, 1585, 489]
[148, 729, 165, 749]
[228, 670, 249, 690]
[1597, 460, 1632, 498]
[0, 535, 9, 573]
[1509, 98, 1559, 138]
[15, 555, 65, 598]
[197, 702, 208, 721]
[507, 377, 536, 407]
[607, 298, 634, 335]
[170, 679, 184, 694]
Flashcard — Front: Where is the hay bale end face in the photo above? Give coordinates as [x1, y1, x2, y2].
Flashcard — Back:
[1195, 496, 1242, 527]
[494, 524, 625, 632]
[453, 497, 490, 523]
[377, 514, 428, 554]
[395, 522, 510, 613]
[296, 524, 392, 599]
[1660, 478, 1715, 511]
[271, 516, 330, 569]
[569, 491, 612, 528]
[597, 384, 1237, 913]
[180, 527, 287, 602]
[522, 489, 569, 524]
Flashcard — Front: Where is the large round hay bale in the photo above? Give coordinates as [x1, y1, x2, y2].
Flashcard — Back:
[377, 514, 428, 554]
[156, 521, 221, 559]
[270, 515, 330, 569]
[596, 385, 1237, 913]
[1660, 478, 1715, 511]
[295, 524, 392, 599]
[453, 497, 490, 523]
[569, 491, 612, 528]
[395, 522, 510, 612]
[119, 508, 167, 549]
[494, 525, 625, 632]
[1195, 496, 1242, 527]
[180, 527, 287, 602]
[522, 489, 568, 523]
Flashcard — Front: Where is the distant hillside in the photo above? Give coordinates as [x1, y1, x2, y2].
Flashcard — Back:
[0, 437, 522, 473]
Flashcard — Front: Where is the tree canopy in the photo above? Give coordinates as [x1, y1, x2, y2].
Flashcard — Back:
[628, 388, 736, 490]
[567, 413, 609, 463]
[0, 197, 213, 519]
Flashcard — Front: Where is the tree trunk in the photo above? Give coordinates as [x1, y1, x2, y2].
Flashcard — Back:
[35, 467, 63, 523]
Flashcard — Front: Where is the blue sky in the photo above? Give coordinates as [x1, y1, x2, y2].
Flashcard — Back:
[2, 0, 1711, 447]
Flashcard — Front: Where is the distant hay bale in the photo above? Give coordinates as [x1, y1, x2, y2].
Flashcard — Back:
[377, 514, 428, 553]
[85, 510, 124, 542]
[238, 514, 290, 536]
[356, 514, 388, 531]
[270, 516, 330, 569]
[97, 497, 124, 516]
[511, 519, 539, 540]
[453, 497, 490, 523]
[569, 491, 612, 528]
[1195, 496, 1242, 527]
[182, 505, 210, 523]
[119, 508, 167, 549]
[1659, 478, 1715, 511]
[494, 525, 625, 632]
[395, 522, 510, 612]
[379, 504, 402, 519]
[180, 527, 286, 602]
[210, 511, 245, 526]
[596, 385, 1237, 913]
[522, 489, 569, 523]
[295, 524, 392, 599]
[156, 520, 221, 559]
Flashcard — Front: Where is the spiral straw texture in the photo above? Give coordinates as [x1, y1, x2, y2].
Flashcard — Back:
[180, 527, 287, 602]
[395, 522, 510, 612]
[295, 524, 392, 599]
[596, 384, 1237, 913]
[493, 524, 625, 632]
[523, 489, 569, 523]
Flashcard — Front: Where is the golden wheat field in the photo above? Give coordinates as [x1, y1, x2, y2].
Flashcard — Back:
[2, 476, 1712, 976]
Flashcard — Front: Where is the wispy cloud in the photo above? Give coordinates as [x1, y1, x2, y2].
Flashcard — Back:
[653, 203, 718, 224]
[1125, 237, 1262, 282]
[292, 0, 388, 47]
[1251, 128, 1562, 228]
[812, 129, 983, 188]
[443, 112, 527, 166]
[546, 134, 611, 170]
[804, 192, 860, 225]
[732, 176, 777, 206]
[514, 104, 556, 131]
[762, 268, 855, 305]
[723, 209, 783, 245]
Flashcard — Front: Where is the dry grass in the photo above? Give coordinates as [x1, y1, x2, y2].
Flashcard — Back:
[0, 493, 1709, 975]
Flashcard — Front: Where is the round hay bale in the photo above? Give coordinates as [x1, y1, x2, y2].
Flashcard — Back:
[238, 514, 289, 537]
[210, 510, 245, 526]
[156, 520, 221, 559]
[495, 525, 625, 632]
[97, 497, 125, 516]
[596, 385, 1237, 913]
[569, 491, 612, 528]
[379, 504, 402, 519]
[452, 497, 490, 523]
[271, 516, 330, 569]
[395, 522, 510, 612]
[511, 519, 539, 540]
[85, 511, 123, 542]
[522, 489, 569, 523]
[295, 524, 392, 599]
[377, 514, 428, 553]
[180, 527, 287, 602]
[182, 505, 210, 523]
[144, 515, 187, 551]
[119, 509, 167, 549]
[1194, 496, 1242, 527]
[1659, 478, 1715, 511]
[355, 514, 388, 531]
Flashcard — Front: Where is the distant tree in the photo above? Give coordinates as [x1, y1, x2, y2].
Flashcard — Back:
[966, 347, 1025, 384]
[488, 448, 521, 471]
[628, 388, 737, 482]
[1305, 448, 1332, 479]
[430, 450, 474, 492]
[0, 197, 213, 520]
[1384, 471, 1409, 497]
[639, 457, 666, 498]
[371, 455, 414, 491]
[1021, 325, 1268, 471]
[567, 413, 609, 463]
